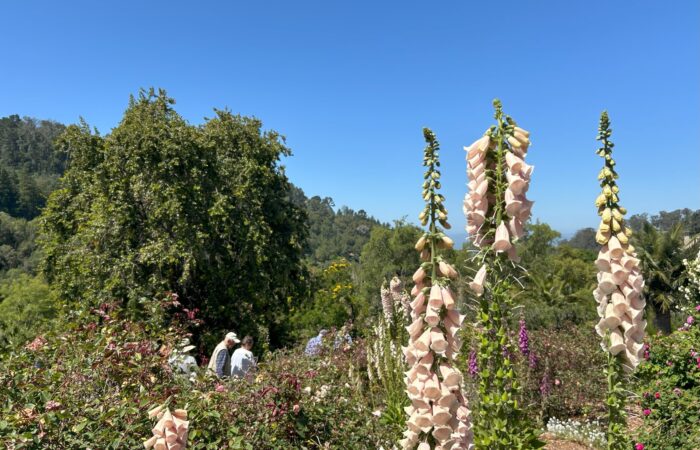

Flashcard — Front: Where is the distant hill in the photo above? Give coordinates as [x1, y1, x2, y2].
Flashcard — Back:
[289, 185, 384, 265]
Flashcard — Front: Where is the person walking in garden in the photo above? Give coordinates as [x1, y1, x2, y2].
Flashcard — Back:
[304, 329, 328, 356]
[207, 332, 240, 378]
[230, 335, 256, 379]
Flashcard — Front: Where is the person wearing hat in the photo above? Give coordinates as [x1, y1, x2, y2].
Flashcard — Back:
[168, 338, 198, 378]
[207, 332, 240, 378]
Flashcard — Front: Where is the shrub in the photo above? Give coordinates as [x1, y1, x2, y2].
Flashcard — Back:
[634, 305, 700, 449]
[0, 298, 399, 449]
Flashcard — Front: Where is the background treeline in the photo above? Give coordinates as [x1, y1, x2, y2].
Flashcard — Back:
[0, 115, 66, 219]
[0, 93, 698, 352]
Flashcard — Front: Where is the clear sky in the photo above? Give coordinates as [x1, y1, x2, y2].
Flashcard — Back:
[2, 1, 698, 238]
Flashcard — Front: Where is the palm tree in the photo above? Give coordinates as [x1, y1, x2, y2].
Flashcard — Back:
[634, 222, 689, 334]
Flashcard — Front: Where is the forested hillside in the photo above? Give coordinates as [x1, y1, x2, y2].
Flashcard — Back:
[0, 115, 66, 219]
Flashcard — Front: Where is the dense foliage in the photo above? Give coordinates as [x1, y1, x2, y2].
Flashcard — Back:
[39, 90, 308, 349]
[0, 115, 66, 219]
[635, 305, 700, 449]
[0, 298, 399, 449]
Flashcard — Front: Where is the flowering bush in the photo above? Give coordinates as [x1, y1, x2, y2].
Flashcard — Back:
[680, 250, 700, 305]
[634, 305, 700, 449]
[0, 297, 399, 448]
[545, 417, 607, 449]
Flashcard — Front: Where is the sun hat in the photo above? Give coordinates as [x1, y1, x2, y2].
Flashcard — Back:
[225, 332, 241, 343]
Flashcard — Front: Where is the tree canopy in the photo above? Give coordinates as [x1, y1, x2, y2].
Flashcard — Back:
[40, 89, 308, 348]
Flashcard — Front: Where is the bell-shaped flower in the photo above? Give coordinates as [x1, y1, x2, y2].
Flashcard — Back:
[413, 266, 427, 283]
[492, 221, 512, 252]
[439, 364, 463, 390]
[429, 284, 444, 309]
[608, 329, 626, 355]
[469, 264, 487, 296]
[441, 287, 456, 310]
[425, 306, 440, 327]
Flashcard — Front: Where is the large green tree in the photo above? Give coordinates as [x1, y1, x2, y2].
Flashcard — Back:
[357, 220, 422, 318]
[40, 89, 308, 348]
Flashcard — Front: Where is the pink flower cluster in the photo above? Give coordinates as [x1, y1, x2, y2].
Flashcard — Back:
[463, 126, 533, 296]
[382, 276, 411, 320]
[593, 234, 646, 370]
[144, 406, 189, 450]
[400, 258, 473, 449]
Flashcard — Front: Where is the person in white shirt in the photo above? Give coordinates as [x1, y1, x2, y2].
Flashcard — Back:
[230, 335, 256, 379]
[168, 338, 198, 381]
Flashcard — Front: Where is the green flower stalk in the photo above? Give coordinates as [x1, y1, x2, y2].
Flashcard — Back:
[593, 111, 646, 449]
[401, 128, 473, 450]
[463, 100, 543, 450]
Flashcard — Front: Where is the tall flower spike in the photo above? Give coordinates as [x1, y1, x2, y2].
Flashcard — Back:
[463, 103, 534, 281]
[594, 111, 644, 450]
[463, 100, 543, 449]
[401, 128, 473, 450]
[144, 406, 189, 450]
[593, 111, 646, 371]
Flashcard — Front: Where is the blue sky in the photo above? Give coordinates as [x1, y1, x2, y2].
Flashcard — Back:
[1, 1, 698, 238]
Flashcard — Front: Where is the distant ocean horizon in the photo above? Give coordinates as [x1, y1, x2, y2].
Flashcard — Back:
[446, 229, 577, 249]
